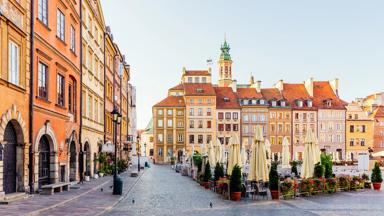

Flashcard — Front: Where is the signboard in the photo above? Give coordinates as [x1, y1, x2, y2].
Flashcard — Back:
[358, 153, 369, 171]
[101, 141, 114, 153]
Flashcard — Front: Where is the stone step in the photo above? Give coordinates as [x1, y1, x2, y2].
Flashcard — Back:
[0, 192, 28, 204]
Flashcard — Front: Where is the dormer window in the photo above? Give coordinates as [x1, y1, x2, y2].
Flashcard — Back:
[223, 97, 230, 102]
[271, 100, 277, 107]
[324, 99, 332, 107]
[187, 77, 192, 83]
[196, 88, 204, 93]
[307, 100, 313, 107]
[259, 99, 265, 105]
[243, 99, 248, 105]
[251, 99, 257, 105]
[297, 100, 303, 107]
[194, 77, 200, 83]
[280, 101, 286, 107]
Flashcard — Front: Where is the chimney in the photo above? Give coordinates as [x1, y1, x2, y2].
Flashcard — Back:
[182, 67, 186, 75]
[304, 77, 314, 97]
[256, 80, 261, 93]
[231, 79, 237, 92]
[274, 79, 284, 91]
[330, 78, 339, 96]
[208, 67, 212, 74]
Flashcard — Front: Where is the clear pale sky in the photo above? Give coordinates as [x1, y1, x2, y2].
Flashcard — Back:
[100, 0, 384, 129]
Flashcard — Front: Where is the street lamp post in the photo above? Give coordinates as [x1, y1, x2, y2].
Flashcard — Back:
[144, 142, 147, 157]
[111, 108, 122, 195]
[137, 135, 141, 172]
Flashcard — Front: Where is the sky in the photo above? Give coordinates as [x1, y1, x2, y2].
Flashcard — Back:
[100, 0, 384, 129]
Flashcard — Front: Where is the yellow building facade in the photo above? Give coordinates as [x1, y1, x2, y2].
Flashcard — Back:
[346, 102, 374, 161]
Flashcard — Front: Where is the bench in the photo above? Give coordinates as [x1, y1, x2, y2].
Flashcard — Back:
[41, 182, 71, 195]
[131, 172, 138, 177]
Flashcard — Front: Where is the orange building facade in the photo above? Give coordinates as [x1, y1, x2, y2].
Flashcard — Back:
[31, 0, 81, 190]
[0, 0, 31, 199]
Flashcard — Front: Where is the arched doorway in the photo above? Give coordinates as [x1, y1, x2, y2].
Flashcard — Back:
[84, 142, 91, 176]
[3, 122, 17, 194]
[39, 135, 50, 188]
[177, 150, 183, 163]
[69, 141, 77, 182]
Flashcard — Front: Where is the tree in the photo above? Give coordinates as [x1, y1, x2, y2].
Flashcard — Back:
[203, 161, 212, 182]
[230, 164, 242, 192]
[269, 162, 279, 190]
[371, 162, 383, 183]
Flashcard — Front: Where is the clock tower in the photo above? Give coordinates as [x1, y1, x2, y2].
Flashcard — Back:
[218, 39, 233, 87]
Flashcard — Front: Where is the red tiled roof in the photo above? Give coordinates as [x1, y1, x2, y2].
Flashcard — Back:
[169, 83, 184, 90]
[184, 70, 210, 76]
[261, 88, 284, 101]
[374, 106, 384, 118]
[236, 88, 263, 99]
[183, 83, 216, 96]
[282, 83, 314, 109]
[313, 81, 346, 109]
[154, 96, 185, 107]
[214, 87, 240, 109]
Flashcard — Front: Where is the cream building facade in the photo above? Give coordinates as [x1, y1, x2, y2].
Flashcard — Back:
[81, 0, 105, 177]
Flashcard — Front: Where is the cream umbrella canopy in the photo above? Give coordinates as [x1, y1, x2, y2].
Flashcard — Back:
[241, 146, 247, 166]
[214, 138, 222, 165]
[282, 137, 291, 168]
[227, 135, 242, 175]
[301, 130, 320, 178]
[248, 125, 269, 182]
[208, 140, 215, 165]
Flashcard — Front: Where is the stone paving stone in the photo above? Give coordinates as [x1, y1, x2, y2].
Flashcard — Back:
[106, 165, 384, 216]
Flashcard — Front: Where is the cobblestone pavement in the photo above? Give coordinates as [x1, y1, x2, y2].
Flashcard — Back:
[0, 162, 145, 216]
[106, 165, 384, 216]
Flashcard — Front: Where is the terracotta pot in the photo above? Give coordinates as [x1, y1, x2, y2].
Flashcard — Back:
[373, 182, 382, 190]
[271, 190, 280, 200]
[231, 192, 241, 201]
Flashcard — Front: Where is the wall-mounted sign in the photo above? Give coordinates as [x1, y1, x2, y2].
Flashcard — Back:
[101, 141, 114, 153]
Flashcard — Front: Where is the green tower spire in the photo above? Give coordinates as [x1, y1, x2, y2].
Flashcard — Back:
[220, 39, 231, 61]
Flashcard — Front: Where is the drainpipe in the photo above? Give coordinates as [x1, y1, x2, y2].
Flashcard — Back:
[103, 32, 106, 144]
[28, 0, 35, 194]
[79, 0, 84, 181]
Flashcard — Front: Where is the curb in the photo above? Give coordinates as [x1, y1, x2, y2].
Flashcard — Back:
[96, 169, 147, 216]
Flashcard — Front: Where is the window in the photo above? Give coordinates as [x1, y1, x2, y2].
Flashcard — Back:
[219, 137, 224, 145]
[189, 135, 194, 144]
[207, 121, 211, 129]
[8, 41, 20, 86]
[57, 74, 65, 106]
[198, 108, 203, 116]
[198, 120, 203, 128]
[350, 125, 354, 133]
[207, 99, 212, 104]
[362, 125, 366, 133]
[233, 112, 238, 120]
[202, 77, 207, 83]
[244, 126, 249, 133]
[177, 120, 183, 128]
[225, 124, 231, 131]
[225, 137, 230, 145]
[271, 101, 277, 107]
[295, 113, 299, 120]
[38, 62, 48, 98]
[70, 26, 76, 52]
[167, 134, 173, 144]
[252, 114, 257, 122]
[207, 108, 212, 116]
[68, 79, 76, 116]
[297, 100, 303, 107]
[158, 148, 163, 156]
[270, 124, 275, 133]
[177, 133, 184, 142]
[157, 119, 163, 127]
[38, 0, 48, 25]
[278, 137, 283, 145]
[271, 137, 275, 145]
[94, 99, 98, 121]
[167, 109, 173, 116]
[310, 113, 315, 122]
[361, 139, 365, 146]
[189, 120, 194, 128]
[303, 113, 307, 121]
[189, 108, 194, 116]
[218, 112, 224, 120]
[233, 124, 239, 131]
[177, 110, 183, 116]
[307, 100, 313, 107]
[218, 124, 224, 131]
[87, 95, 93, 118]
[194, 77, 200, 83]
[278, 124, 283, 132]
[270, 112, 276, 119]
[158, 109, 163, 115]
[225, 112, 231, 119]
[157, 134, 163, 142]
[188, 77, 192, 83]
[198, 99, 202, 104]
[281, 101, 286, 107]
[243, 114, 249, 122]
[198, 135, 203, 144]
[207, 135, 212, 143]
[189, 99, 194, 104]
[347, 138, 354, 147]
[285, 124, 291, 133]
[167, 119, 173, 127]
[260, 114, 265, 122]
[57, 10, 65, 41]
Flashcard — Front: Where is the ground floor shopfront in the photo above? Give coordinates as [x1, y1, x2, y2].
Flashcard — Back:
[81, 126, 104, 178]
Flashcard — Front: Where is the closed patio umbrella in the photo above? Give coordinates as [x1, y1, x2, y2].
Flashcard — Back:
[248, 125, 269, 182]
[301, 130, 320, 178]
[214, 138, 222, 165]
[241, 145, 247, 166]
[208, 140, 215, 165]
[227, 135, 242, 175]
[282, 137, 291, 168]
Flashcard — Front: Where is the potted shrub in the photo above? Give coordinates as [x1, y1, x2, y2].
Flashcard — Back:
[269, 162, 279, 199]
[314, 162, 324, 179]
[299, 178, 312, 196]
[291, 161, 299, 177]
[230, 164, 242, 201]
[203, 162, 212, 189]
[371, 162, 383, 190]
[325, 178, 337, 193]
[170, 156, 176, 165]
[350, 176, 364, 190]
[338, 175, 351, 191]
[214, 162, 225, 181]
